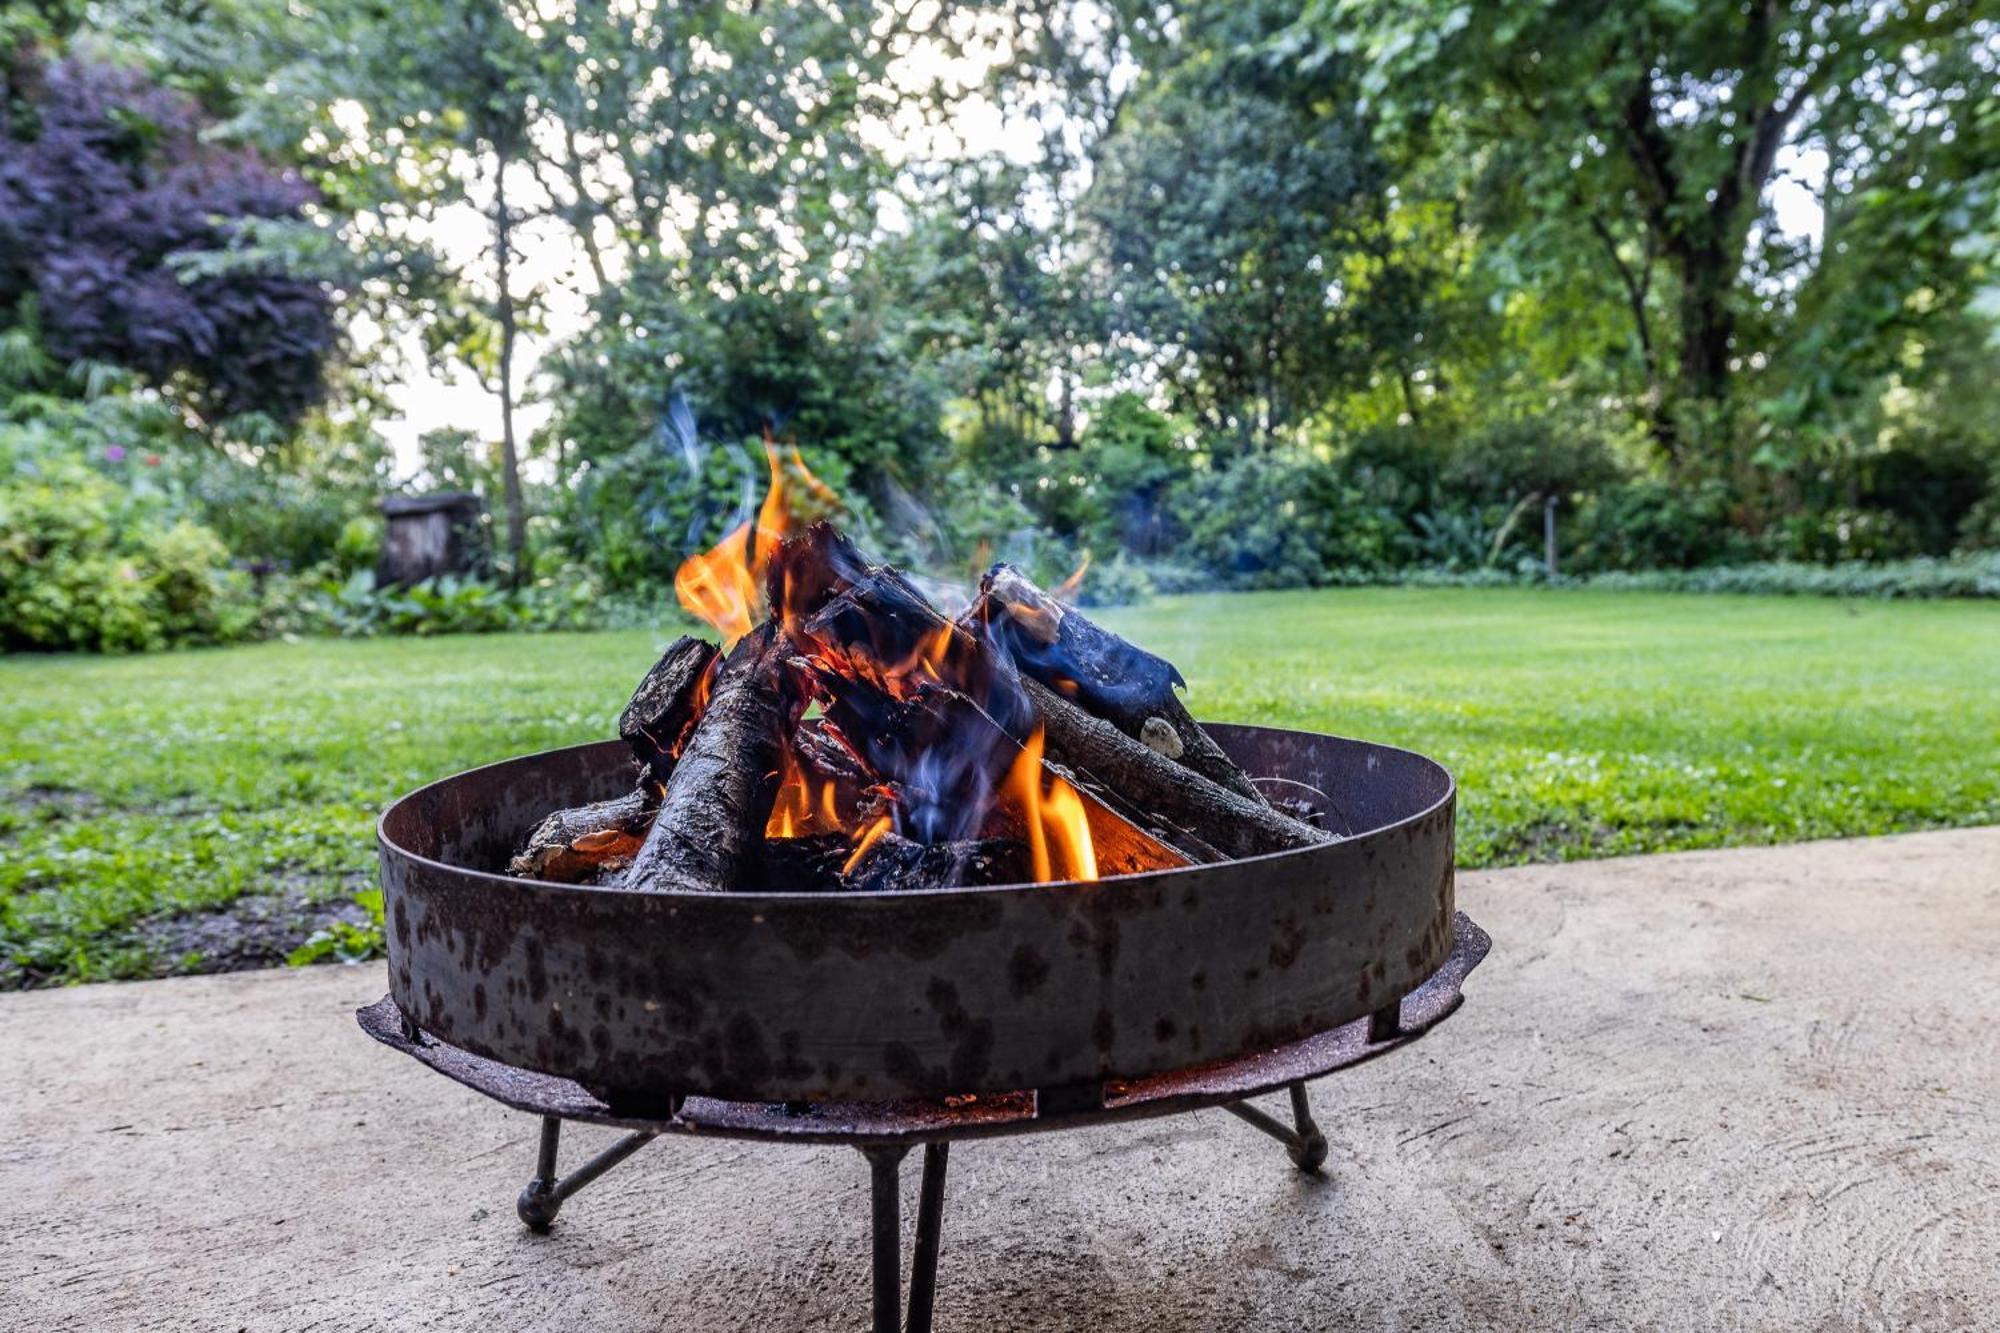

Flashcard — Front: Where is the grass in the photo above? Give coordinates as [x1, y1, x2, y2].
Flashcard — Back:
[3, 587, 1996, 985]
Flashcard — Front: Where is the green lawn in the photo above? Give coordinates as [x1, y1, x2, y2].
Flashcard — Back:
[3, 588, 1996, 986]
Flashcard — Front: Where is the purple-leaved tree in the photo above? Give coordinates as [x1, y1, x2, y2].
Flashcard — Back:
[0, 57, 333, 425]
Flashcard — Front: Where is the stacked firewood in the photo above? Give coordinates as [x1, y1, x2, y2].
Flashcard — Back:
[510, 524, 1333, 893]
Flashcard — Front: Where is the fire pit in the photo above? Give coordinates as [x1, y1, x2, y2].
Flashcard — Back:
[362, 725, 1485, 1331]
[360, 451, 1488, 1327]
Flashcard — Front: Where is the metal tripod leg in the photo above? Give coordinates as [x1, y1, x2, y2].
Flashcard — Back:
[516, 1114, 658, 1232]
[1222, 1080, 1329, 1173]
[860, 1142, 952, 1333]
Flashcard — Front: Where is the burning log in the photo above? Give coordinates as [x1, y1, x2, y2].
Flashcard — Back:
[794, 718, 872, 792]
[974, 565, 1267, 805]
[815, 673, 1187, 878]
[775, 523, 1038, 733]
[511, 473, 1329, 897]
[624, 624, 806, 894]
[508, 789, 654, 884]
[1020, 676, 1330, 860]
[783, 545, 1312, 864]
[765, 520, 870, 630]
[619, 636, 721, 786]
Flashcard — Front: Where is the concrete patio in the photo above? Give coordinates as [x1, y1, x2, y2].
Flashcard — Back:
[5, 827, 1996, 1331]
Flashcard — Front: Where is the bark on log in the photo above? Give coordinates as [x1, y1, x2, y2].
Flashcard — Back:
[509, 789, 654, 883]
[1021, 676, 1330, 860]
[795, 716, 874, 789]
[618, 636, 720, 786]
[624, 624, 805, 893]
[976, 564, 1267, 804]
[1046, 762, 1227, 865]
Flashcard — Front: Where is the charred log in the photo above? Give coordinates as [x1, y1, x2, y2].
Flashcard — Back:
[618, 636, 720, 785]
[816, 683, 999, 845]
[776, 523, 1038, 738]
[509, 789, 654, 883]
[1021, 676, 1329, 860]
[842, 832, 1031, 892]
[623, 624, 806, 894]
[765, 520, 870, 627]
[753, 832, 855, 892]
[975, 564, 1267, 804]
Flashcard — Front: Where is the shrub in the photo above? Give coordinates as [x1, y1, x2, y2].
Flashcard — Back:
[1766, 506, 1921, 564]
[1957, 491, 2000, 554]
[298, 566, 612, 639]
[1168, 452, 1402, 588]
[1569, 479, 1753, 571]
[1583, 554, 1999, 599]
[0, 455, 258, 652]
[1860, 433, 1994, 555]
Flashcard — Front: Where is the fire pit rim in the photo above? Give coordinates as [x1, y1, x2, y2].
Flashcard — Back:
[376, 722, 1457, 897]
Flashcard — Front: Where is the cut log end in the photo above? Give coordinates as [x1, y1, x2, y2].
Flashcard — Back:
[509, 789, 655, 884]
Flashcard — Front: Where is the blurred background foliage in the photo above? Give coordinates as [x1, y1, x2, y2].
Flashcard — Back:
[2, 0, 1996, 652]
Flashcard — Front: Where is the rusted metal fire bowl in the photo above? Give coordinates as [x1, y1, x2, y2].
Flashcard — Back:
[377, 725, 1456, 1108]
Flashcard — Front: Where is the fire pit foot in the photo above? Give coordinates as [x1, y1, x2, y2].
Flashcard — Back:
[515, 1115, 657, 1234]
[1222, 1081, 1329, 1174]
[859, 1142, 951, 1333]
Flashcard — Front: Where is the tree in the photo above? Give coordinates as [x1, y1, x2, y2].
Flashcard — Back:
[1083, 1, 1386, 451]
[0, 56, 333, 428]
[1305, 0, 1996, 460]
[319, 0, 541, 582]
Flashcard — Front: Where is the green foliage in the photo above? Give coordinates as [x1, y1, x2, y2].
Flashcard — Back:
[7, 595, 1996, 982]
[1569, 480, 1753, 572]
[285, 888, 384, 966]
[307, 568, 608, 638]
[15, 0, 1996, 641]
[1583, 554, 2000, 600]
[1084, 1, 1387, 448]
[1169, 451, 1404, 587]
[1061, 394, 1195, 555]
[0, 453, 260, 652]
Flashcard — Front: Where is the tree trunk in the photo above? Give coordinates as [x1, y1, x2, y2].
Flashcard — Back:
[493, 148, 527, 586]
[1676, 239, 1736, 408]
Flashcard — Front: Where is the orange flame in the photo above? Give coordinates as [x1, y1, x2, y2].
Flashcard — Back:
[1053, 551, 1090, 602]
[675, 440, 839, 645]
[1003, 725, 1099, 882]
[765, 743, 850, 839]
[842, 811, 895, 875]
